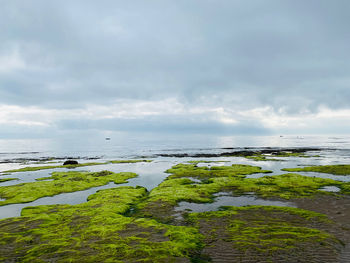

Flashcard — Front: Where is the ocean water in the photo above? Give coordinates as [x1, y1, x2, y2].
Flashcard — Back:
[1, 134, 350, 219]
[1, 134, 350, 161]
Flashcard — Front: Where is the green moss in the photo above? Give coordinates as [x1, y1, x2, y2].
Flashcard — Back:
[219, 205, 331, 222]
[3, 160, 153, 174]
[187, 160, 230, 165]
[0, 170, 137, 206]
[282, 164, 350, 175]
[110, 159, 152, 164]
[166, 163, 272, 179]
[187, 206, 339, 257]
[243, 151, 320, 162]
[244, 151, 319, 162]
[213, 173, 350, 199]
[148, 178, 220, 205]
[245, 155, 282, 161]
[138, 164, 273, 220]
[273, 152, 312, 158]
[161, 163, 350, 202]
[137, 163, 350, 223]
[0, 186, 202, 262]
[3, 162, 107, 173]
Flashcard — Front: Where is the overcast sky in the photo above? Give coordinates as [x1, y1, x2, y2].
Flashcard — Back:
[0, 0, 349, 138]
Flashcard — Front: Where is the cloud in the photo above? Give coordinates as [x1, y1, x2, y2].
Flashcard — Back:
[1, 98, 349, 139]
[0, 0, 349, 136]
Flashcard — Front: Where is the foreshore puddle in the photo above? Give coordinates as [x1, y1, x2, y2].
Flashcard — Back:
[174, 192, 296, 217]
[0, 182, 119, 219]
[319, 186, 341, 192]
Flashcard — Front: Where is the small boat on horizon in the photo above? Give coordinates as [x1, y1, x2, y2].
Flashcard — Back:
[105, 137, 111, 140]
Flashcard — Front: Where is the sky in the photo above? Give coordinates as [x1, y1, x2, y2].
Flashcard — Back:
[0, 0, 350, 139]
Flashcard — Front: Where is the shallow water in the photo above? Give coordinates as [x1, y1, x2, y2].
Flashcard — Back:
[319, 186, 341, 192]
[0, 182, 119, 219]
[175, 192, 296, 215]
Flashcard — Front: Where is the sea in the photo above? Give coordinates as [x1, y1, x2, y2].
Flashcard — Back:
[1, 134, 350, 162]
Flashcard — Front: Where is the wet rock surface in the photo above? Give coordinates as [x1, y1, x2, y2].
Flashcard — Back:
[1, 149, 350, 262]
[63, 160, 79, 165]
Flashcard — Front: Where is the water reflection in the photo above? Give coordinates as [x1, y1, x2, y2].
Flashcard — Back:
[175, 192, 296, 215]
[319, 186, 341, 192]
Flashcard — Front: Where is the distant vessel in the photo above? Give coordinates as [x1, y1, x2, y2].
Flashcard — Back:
[105, 137, 111, 140]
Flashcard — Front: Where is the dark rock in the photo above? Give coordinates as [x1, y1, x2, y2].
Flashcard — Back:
[63, 160, 79, 165]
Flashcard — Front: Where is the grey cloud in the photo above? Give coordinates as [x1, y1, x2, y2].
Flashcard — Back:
[0, 0, 349, 113]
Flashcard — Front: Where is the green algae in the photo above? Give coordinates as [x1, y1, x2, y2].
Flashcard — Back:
[136, 164, 265, 223]
[218, 205, 331, 222]
[163, 163, 350, 201]
[166, 163, 272, 179]
[137, 163, 350, 223]
[0, 186, 202, 262]
[242, 150, 322, 162]
[245, 155, 282, 161]
[2, 160, 153, 174]
[244, 151, 318, 162]
[212, 173, 350, 199]
[110, 159, 152, 164]
[1, 161, 349, 262]
[282, 164, 350, 175]
[3, 162, 107, 173]
[0, 170, 137, 206]
[147, 178, 219, 205]
[146, 172, 349, 210]
[137, 163, 272, 222]
[187, 160, 230, 165]
[272, 152, 313, 158]
[187, 206, 340, 258]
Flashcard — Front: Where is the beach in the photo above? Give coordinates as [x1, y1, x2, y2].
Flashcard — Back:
[0, 136, 350, 262]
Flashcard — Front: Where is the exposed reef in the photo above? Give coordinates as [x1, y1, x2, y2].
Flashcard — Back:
[1, 159, 153, 174]
[0, 186, 202, 262]
[136, 162, 350, 225]
[63, 160, 79, 165]
[0, 170, 137, 206]
[1, 158, 350, 262]
[156, 147, 322, 158]
[186, 206, 343, 262]
[283, 164, 350, 175]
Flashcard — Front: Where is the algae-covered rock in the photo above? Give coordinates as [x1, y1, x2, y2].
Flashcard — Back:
[283, 164, 350, 175]
[0, 186, 202, 263]
[165, 163, 272, 179]
[187, 206, 343, 263]
[0, 170, 137, 206]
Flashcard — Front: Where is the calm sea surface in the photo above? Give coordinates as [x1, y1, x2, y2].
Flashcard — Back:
[1, 134, 350, 161]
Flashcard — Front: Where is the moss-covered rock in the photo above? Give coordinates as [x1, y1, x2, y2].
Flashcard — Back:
[187, 206, 342, 262]
[212, 173, 350, 199]
[0, 186, 202, 262]
[165, 163, 272, 179]
[110, 159, 152, 164]
[282, 164, 350, 175]
[2, 160, 153, 174]
[137, 163, 350, 223]
[3, 162, 107, 173]
[0, 170, 137, 206]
